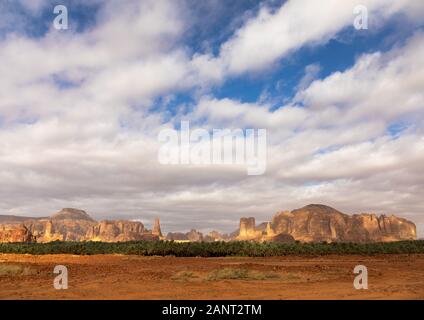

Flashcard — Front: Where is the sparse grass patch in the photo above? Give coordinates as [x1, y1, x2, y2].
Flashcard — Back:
[250, 271, 281, 280]
[171, 271, 198, 281]
[206, 268, 280, 281]
[0, 264, 34, 276]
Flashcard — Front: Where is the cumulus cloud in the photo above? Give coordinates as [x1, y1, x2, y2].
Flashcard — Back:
[0, 0, 423, 236]
[195, 0, 424, 77]
[295, 33, 424, 126]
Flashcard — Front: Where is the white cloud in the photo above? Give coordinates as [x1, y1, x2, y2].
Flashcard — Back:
[17, 0, 47, 15]
[297, 64, 321, 90]
[196, 0, 424, 77]
[296, 32, 424, 126]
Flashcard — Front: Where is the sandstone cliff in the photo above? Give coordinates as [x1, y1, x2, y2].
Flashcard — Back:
[152, 218, 163, 238]
[0, 224, 34, 243]
[0, 208, 156, 243]
[0, 204, 417, 243]
[269, 204, 416, 242]
[237, 217, 263, 240]
[85, 220, 147, 242]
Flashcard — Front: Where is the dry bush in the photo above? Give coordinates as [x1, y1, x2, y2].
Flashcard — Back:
[0, 264, 34, 276]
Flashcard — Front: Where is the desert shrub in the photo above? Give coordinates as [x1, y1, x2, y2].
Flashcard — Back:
[0, 264, 34, 276]
[206, 268, 248, 280]
[171, 271, 197, 281]
[206, 268, 280, 281]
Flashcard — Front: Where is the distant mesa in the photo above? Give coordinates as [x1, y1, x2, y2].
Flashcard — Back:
[51, 208, 95, 221]
[269, 204, 417, 243]
[0, 204, 417, 244]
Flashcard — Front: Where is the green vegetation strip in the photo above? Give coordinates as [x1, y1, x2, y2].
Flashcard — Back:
[0, 240, 423, 256]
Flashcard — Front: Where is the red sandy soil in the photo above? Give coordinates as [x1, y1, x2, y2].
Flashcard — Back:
[0, 254, 423, 300]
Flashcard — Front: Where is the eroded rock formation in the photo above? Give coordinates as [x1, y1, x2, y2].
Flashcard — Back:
[0, 224, 34, 243]
[237, 217, 263, 240]
[0, 204, 417, 243]
[270, 204, 416, 243]
[266, 222, 275, 237]
[207, 231, 227, 241]
[152, 218, 163, 238]
[86, 220, 146, 242]
[186, 229, 203, 242]
[166, 232, 189, 241]
[0, 208, 156, 243]
[268, 233, 296, 243]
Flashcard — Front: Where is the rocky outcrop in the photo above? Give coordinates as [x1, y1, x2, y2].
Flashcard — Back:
[0, 209, 157, 243]
[166, 229, 206, 242]
[266, 222, 275, 237]
[152, 218, 163, 238]
[203, 231, 231, 242]
[346, 213, 417, 242]
[268, 233, 296, 243]
[239, 217, 255, 238]
[139, 233, 160, 241]
[0, 204, 417, 243]
[52, 208, 95, 221]
[86, 220, 146, 242]
[0, 224, 35, 243]
[270, 204, 416, 243]
[237, 217, 263, 240]
[186, 229, 203, 242]
[30, 218, 96, 242]
[41, 220, 64, 242]
[166, 232, 189, 241]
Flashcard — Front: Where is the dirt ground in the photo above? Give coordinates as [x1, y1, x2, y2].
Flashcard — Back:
[0, 254, 423, 300]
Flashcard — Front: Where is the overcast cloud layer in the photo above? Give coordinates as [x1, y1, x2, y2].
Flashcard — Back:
[0, 0, 423, 236]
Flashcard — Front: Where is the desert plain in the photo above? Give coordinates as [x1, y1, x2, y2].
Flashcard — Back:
[0, 253, 423, 300]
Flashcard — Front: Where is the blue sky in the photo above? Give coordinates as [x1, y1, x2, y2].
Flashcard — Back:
[0, 0, 423, 236]
[4, 0, 418, 105]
